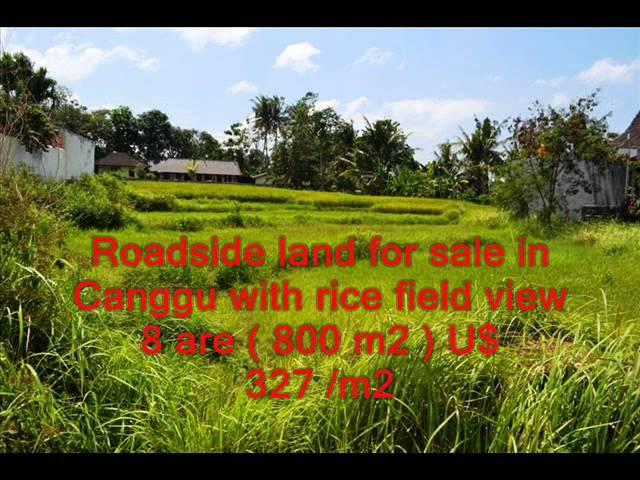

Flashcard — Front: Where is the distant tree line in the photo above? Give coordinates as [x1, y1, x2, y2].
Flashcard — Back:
[1, 51, 623, 226]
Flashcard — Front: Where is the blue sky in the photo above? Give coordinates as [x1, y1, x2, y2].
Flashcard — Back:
[1, 27, 639, 162]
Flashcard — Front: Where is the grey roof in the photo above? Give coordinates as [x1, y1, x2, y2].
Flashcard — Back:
[149, 159, 243, 176]
[96, 152, 144, 167]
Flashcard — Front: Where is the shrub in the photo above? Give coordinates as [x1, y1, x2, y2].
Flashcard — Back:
[64, 174, 131, 229]
[129, 192, 177, 212]
[216, 202, 265, 228]
[444, 209, 461, 223]
[172, 216, 205, 232]
[122, 265, 212, 291]
[346, 229, 380, 260]
[214, 264, 259, 290]
[65, 195, 129, 229]
[0, 169, 70, 357]
[302, 197, 373, 209]
[371, 203, 445, 215]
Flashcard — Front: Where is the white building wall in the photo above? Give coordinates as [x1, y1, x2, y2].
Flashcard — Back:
[1, 129, 95, 181]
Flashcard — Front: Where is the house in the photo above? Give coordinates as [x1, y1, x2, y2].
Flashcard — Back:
[614, 110, 640, 161]
[253, 171, 273, 186]
[95, 152, 145, 178]
[149, 159, 244, 183]
[613, 110, 640, 201]
[2, 128, 95, 181]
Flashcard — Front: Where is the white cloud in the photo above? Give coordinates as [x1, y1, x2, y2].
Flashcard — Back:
[384, 98, 491, 158]
[0, 27, 12, 49]
[113, 27, 140, 33]
[312, 95, 490, 161]
[487, 75, 503, 82]
[9, 42, 159, 82]
[274, 42, 320, 74]
[315, 99, 341, 111]
[343, 97, 369, 117]
[535, 76, 567, 88]
[227, 80, 258, 95]
[578, 58, 640, 85]
[172, 28, 257, 51]
[138, 57, 160, 72]
[90, 104, 116, 111]
[397, 62, 406, 71]
[356, 47, 393, 66]
[551, 93, 569, 107]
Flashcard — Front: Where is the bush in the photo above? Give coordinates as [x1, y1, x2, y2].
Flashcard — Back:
[0, 169, 70, 357]
[64, 174, 132, 229]
[371, 203, 445, 215]
[444, 209, 461, 223]
[214, 264, 259, 290]
[216, 202, 265, 228]
[347, 229, 380, 260]
[301, 197, 373, 209]
[172, 216, 205, 232]
[122, 265, 212, 291]
[129, 192, 177, 212]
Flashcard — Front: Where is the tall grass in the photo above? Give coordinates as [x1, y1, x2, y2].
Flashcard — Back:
[2, 173, 640, 452]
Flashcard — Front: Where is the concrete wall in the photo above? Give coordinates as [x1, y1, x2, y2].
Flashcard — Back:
[557, 160, 627, 219]
[1, 129, 95, 181]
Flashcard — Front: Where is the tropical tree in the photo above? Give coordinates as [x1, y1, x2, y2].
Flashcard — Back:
[222, 122, 265, 176]
[109, 106, 139, 157]
[0, 51, 60, 163]
[457, 117, 503, 198]
[251, 95, 286, 162]
[429, 142, 468, 199]
[338, 118, 417, 194]
[184, 159, 201, 180]
[137, 109, 173, 163]
[497, 91, 619, 226]
[269, 93, 317, 188]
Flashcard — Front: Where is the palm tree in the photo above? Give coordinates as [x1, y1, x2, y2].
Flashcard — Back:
[337, 117, 416, 194]
[432, 142, 467, 199]
[251, 95, 272, 160]
[457, 117, 503, 197]
[251, 95, 286, 163]
[270, 95, 286, 151]
[184, 159, 201, 181]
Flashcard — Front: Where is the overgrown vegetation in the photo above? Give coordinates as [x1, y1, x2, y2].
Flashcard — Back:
[2, 172, 640, 452]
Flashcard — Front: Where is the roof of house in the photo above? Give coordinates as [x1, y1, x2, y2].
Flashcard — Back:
[149, 159, 243, 176]
[95, 152, 143, 168]
[614, 110, 640, 149]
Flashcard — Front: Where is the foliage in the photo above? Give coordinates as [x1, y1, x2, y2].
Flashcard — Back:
[137, 109, 173, 163]
[221, 121, 265, 176]
[499, 91, 619, 225]
[172, 216, 205, 232]
[251, 94, 286, 161]
[0, 52, 60, 157]
[0, 168, 69, 358]
[64, 174, 132, 229]
[184, 159, 201, 180]
[129, 192, 177, 212]
[336, 118, 417, 195]
[457, 117, 504, 197]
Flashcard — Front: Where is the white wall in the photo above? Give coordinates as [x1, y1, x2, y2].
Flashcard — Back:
[1, 129, 95, 181]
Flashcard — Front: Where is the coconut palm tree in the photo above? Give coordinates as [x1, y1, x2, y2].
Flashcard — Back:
[337, 117, 416, 194]
[251, 95, 272, 159]
[457, 117, 503, 197]
[251, 95, 286, 163]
